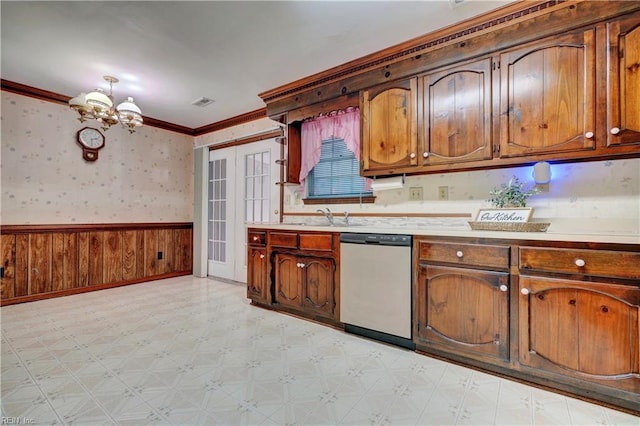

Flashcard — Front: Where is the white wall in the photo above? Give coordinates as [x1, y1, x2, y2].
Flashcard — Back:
[1, 91, 194, 224]
[284, 157, 640, 235]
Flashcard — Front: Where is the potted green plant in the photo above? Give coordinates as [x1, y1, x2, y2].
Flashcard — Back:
[487, 176, 539, 208]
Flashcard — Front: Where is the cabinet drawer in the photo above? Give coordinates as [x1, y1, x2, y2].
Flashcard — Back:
[248, 231, 266, 246]
[269, 232, 298, 248]
[519, 247, 640, 280]
[419, 241, 509, 269]
[299, 233, 334, 251]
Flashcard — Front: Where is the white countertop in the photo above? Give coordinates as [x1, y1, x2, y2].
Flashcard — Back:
[248, 222, 640, 245]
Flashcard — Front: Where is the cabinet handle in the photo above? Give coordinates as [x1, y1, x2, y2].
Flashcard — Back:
[259, 254, 265, 259]
[585, 131, 594, 139]
[422, 152, 429, 158]
[410, 152, 416, 159]
[575, 258, 586, 267]
[252, 236, 259, 242]
[456, 251, 464, 258]
[499, 285, 508, 292]
[521, 288, 530, 295]
[610, 127, 620, 135]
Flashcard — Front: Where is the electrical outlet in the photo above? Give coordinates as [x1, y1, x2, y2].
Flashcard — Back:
[438, 186, 449, 200]
[409, 187, 423, 201]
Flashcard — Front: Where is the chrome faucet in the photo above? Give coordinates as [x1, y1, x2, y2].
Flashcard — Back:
[316, 208, 334, 225]
[343, 211, 350, 226]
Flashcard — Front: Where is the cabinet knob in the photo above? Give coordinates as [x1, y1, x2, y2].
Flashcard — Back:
[499, 285, 508, 292]
[610, 127, 620, 135]
[521, 288, 530, 295]
[252, 236, 259, 241]
[585, 131, 594, 139]
[422, 152, 429, 158]
[410, 152, 416, 159]
[575, 258, 586, 267]
[259, 254, 265, 259]
[456, 251, 464, 258]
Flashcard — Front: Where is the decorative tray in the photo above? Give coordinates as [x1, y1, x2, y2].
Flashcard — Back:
[468, 221, 551, 232]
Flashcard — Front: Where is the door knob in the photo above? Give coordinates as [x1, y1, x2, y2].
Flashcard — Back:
[575, 258, 586, 267]
[499, 285, 508, 292]
[585, 131, 594, 139]
[423, 152, 429, 158]
[456, 251, 464, 258]
[521, 288, 530, 295]
[259, 254, 265, 259]
[410, 152, 416, 159]
[610, 127, 620, 135]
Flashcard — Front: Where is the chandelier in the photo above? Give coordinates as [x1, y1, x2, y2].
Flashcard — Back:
[68, 75, 143, 133]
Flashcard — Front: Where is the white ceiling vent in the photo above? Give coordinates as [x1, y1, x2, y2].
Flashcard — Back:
[191, 97, 215, 107]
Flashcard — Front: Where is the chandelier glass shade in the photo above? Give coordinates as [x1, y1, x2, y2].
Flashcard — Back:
[69, 76, 143, 133]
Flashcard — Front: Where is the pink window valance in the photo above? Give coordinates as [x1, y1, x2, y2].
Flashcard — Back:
[299, 107, 361, 188]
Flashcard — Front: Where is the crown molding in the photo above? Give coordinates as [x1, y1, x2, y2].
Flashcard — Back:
[1, 79, 266, 137]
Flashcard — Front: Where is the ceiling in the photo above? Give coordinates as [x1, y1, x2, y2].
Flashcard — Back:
[1, 1, 514, 130]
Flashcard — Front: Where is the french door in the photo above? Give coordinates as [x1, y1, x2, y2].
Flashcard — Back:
[207, 139, 279, 281]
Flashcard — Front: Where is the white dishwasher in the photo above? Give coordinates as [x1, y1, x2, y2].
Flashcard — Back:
[339, 233, 414, 349]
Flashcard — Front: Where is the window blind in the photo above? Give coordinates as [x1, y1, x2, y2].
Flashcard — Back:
[307, 138, 371, 198]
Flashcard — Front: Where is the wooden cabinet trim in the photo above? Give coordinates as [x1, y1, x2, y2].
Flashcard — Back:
[1, 222, 193, 234]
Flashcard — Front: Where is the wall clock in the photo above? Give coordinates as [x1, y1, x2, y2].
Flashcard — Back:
[76, 127, 105, 162]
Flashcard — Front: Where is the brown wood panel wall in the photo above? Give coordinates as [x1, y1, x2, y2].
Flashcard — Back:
[0, 223, 193, 306]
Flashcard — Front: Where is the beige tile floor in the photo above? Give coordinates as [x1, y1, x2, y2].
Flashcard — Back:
[1, 276, 638, 426]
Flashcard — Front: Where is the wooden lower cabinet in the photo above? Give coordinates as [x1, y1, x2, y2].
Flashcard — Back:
[413, 237, 639, 414]
[518, 275, 640, 395]
[414, 238, 511, 364]
[300, 256, 336, 319]
[273, 253, 302, 310]
[273, 253, 336, 320]
[415, 264, 509, 362]
[247, 228, 339, 324]
[247, 246, 269, 305]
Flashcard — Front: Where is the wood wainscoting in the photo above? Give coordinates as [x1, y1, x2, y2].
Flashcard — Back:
[0, 222, 193, 306]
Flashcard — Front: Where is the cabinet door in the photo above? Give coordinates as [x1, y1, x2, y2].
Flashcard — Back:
[416, 265, 509, 362]
[247, 247, 269, 304]
[273, 253, 302, 310]
[301, 256, 335, 319]
[499, 29, 596, 157]
[519, 276, 639, 393]
[361, 78, 418, 173]
[423, 58, 493, 165]
[606, 16, 640, 147]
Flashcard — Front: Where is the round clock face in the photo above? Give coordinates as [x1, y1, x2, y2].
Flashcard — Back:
[78, 127, 104, 149]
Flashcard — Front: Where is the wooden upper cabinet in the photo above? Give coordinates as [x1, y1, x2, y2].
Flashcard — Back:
[422, 58, 493, 165]
[606, 15, 640, 147]
[499, 29, 596, 157]
[361, 78, 418, 174]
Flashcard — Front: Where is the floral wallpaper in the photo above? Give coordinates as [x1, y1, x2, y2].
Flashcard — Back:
[1, 91, 194, 225]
